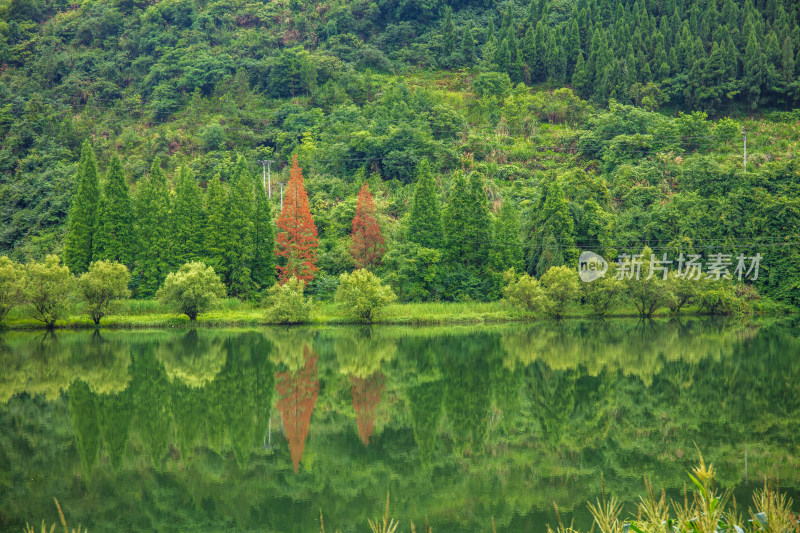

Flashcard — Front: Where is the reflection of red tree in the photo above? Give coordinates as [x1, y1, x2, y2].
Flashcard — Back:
[350, 371, 385, 446]
[275, 346, 319, 473]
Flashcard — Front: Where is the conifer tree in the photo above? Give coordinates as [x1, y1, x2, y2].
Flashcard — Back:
[407, 159, 442, 250]
[444, 171, 470, 261]
[133, 158, 170, 297]
[203, 174, 229, 282]
[275, 155, 319, 284]
[511, 43, 525, 84]
[744, 29, 764, 110]
[225, 156, 255, 296]
[64, 140, 100, 274]
[462, 25, 477, 66]
[491, 199, 523, 272]
[525, 181, 577, 277]
[567, 19, 582, 72]
[94, 154, 134, 267]
[465, 171, 492, 271]
[170, 165, 204, 267]
[781, 36, 795, 83]
[252, 178, 275, 291]
[495, 38, 512, 73]
[350, 183, 385, 270]
[572, 54, 590, 98]
[442, 6, 455, 58]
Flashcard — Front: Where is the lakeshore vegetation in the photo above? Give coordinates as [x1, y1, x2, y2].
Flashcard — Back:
[1, 0, 800, 326]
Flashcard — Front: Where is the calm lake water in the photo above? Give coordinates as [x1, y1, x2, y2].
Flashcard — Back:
[1, 319, 799, 532]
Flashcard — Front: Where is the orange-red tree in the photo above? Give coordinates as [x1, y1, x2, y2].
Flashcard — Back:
[275, 155, 319, 284]
[275, 345, 319, 473]
[350, 371, 385, 446]
[350, 183, 386, 270]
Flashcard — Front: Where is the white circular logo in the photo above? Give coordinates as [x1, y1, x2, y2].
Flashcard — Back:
[578, 251, 608, 282]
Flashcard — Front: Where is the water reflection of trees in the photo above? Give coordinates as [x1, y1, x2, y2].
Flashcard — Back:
[1, 320, 799, 532]
[275, 345, 318, 473]
[0, 330, 131, 401]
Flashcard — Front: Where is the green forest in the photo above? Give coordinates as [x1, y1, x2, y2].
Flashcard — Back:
[1, 0, 800, 311]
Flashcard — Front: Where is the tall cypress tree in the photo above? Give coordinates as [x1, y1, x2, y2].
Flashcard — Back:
[525, 180, 577, 277]
[744, 29, 764, 110]
[442, 6, 455, 58]
[491, 199, 523, 273]
[407, 159, 442, 250]
[462, 25, 477, 66]
[444, 171, 470, 262]
[133, 158, 170, 297]
[252, 177, 275, 291]
[275, 155, 319, 284]
[572, 54, 590, 98]
[64, 140, 100, 274]
[465, 172, 491, 271]
[170, 165, 204, 267]
[350, 183, 385, 270]
[94, 154, 134, 267]
[781, 36, 795, 83]
[203, 174, 229, 283]
[225, 156, 255, 296]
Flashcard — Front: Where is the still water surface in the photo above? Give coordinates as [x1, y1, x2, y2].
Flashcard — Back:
[1, 319, 799, 532]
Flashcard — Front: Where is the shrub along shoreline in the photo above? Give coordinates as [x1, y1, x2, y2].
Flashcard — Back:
[1, 254, 794, 331]
[0, 299, 793, 331]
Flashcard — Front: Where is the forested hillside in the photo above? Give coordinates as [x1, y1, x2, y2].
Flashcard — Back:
[1, 0, 799, 305]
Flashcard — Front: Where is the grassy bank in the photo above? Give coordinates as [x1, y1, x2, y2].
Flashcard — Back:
[2, 298, 794, 331]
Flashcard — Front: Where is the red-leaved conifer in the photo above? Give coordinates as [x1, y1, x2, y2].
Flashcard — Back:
[275, 155, 319, 284]
[350, 183, 385, 270]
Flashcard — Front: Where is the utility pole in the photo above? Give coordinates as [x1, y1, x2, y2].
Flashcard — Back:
[743, 128, 747, 173]
[257, 159, 275, 199]
[280, 181, 286, 210]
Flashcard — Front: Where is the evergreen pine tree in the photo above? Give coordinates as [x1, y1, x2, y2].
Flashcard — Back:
[462, 25, 477, 66]
[744, 29, 764, 110]
[567, 19, 581, 73]
[464, 171, 491, 271]
[203, 174, 230, 281]
[491, 199, 523, 273]
[572, 53, 590, 97]
[545, 30, 560, 81]
[442, 6, 455, 58]
[781, 36, 795, 83]
[525, 181, 577, 277]
[495, 38, 512, 73]
[64, 140, 100, 274]
[700, 41, 726, 112]
[407, 159, 442, 250]
[252, 177, 275, 290]
[224, 156, 255, 296]
[94, 154, 134, 267]
[133, 158, 170, 297]
[511, 43, 525, 84]
[170, 165, 204, 267]
[444, 171, 470, 262]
